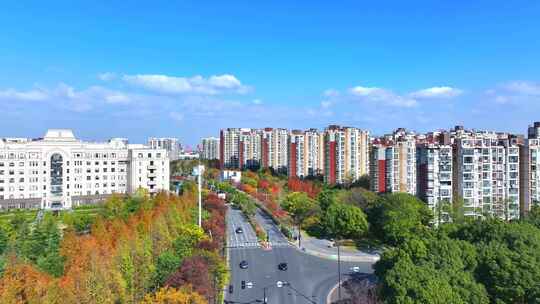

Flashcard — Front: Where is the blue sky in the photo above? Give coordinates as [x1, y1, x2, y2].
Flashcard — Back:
[1, 1, 539, 146]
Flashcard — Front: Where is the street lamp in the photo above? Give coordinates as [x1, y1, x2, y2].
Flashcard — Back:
[266, 281, 287, 303]
[337, 239, 341, 301]
[193, 161, 205, 227]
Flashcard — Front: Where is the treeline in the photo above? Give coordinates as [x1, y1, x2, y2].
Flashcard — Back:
[375, 206, 540, 304]
[0, 186, 228, 303]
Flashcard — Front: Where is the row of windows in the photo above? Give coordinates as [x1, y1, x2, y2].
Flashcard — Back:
[0, 182, 128, 193]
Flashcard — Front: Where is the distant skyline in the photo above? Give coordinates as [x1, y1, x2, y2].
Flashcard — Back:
[1, 1, 539, 145]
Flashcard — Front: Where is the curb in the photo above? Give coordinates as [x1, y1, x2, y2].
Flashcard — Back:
[297, 246, 380, 263]
[326, 282, 341, 304]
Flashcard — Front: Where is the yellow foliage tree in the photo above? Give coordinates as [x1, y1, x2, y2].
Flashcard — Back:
[141, 287, 206, 304]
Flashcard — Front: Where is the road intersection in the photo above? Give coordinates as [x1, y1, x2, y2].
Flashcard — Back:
[226, 205, 376, 304]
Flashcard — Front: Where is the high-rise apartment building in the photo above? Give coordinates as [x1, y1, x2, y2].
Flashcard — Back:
[261, 128, 289, 173]
[288, 129, 325, 178]
[148, 137, 181, 160]
[201, 137, 220, 160]
[220, 128, 241, 169]
[416, 142, 452, 220]
[0, 129, 169, 210]
[370, 129, 416, 194]
[239, 129, 262, 170]
[453, 132, 520, 219]
[520, 122, 540, 216]
[324, 125, 369, 185]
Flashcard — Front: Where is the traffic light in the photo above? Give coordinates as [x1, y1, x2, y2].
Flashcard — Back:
[241, 280, 246, 289]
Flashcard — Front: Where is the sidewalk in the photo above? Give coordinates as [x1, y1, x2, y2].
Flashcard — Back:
[243, 189, 380, 263]
[294, 232, 380, 263]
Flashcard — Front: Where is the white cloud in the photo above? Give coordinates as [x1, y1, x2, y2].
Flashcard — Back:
[410, 86, 463, 99]
[123, 73, 250, 95]
[104, 92, 131, 104]
[0, 83, 132, 112]
[170, 111, 184, 122]
[320, 100, 332, 108]
[502, 81, 540, 96]
[484, 81, 540, 105]
[0, 88, 49, 101]
[494, 96, 509, 104]
[323, 89, 340, 97]
[349, 86, 418, 107]
[252, 99, 263, 105]
[98, 72, 117, 81]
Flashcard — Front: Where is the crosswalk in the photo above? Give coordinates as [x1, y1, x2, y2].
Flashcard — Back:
[228, 241, 291, 249]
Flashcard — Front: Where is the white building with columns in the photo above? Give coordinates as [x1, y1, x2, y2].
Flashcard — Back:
[0, 129, 169, 210]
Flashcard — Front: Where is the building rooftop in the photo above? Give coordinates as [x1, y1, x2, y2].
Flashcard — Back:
[43, 129, 77, 142]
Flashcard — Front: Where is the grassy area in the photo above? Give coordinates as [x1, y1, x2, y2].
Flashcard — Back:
[0, 204, 104, 227]
[0, 209, 39, 225]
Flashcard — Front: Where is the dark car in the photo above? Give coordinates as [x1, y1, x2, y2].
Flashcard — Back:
[278, 263, 288, 271]
[239, 260, 249, 269]
[235, 227, 244, 234]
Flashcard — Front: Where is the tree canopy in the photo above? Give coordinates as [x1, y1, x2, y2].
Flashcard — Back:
[323, 203, 368, 239]
[368, 193, 432, 246]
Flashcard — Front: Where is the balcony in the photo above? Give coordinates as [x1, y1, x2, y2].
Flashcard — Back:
[147, 171, 157, 178]
[147, 180, 157, 186]
[147, 165, 157, 170]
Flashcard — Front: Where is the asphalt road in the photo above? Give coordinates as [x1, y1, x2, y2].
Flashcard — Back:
[227, 206, 260, 248]
[226, 206, 374, 304]
[254, 207, 289, 247]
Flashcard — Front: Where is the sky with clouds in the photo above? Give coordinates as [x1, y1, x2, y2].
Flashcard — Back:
[0, 1, 539, 146]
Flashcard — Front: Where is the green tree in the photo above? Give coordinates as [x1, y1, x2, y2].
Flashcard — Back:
[452, 220, 540, 304]
[368, 193, 432, 245]
[323, 203, 368, 240]
[523, 204, 540, 229]
[316, 189, 338, 211]
[450, 196, 466, 223]
[0, 226, 8, 255]
[36, 251, 65, 277]
[154, 250, 182, 287]
[376, 236, 489, 304]
[281, 192, 319, 228]
[337, 187, 378, 211]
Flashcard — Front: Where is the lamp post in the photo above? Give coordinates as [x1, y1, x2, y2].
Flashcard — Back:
[337, 240, 341, 301]
[193, 160, 205, 228]
[261, 281, 286, 304]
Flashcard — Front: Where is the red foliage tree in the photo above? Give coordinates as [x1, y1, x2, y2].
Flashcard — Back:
[258, 179, 270, 190]
[287, 178, 321, 198]
[196, 239, 220, 252]
[165, 256, 212, 300]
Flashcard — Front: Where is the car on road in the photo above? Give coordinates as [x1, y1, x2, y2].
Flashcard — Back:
[235, 227, 243, 234]
[239, 260, 249, 269]
[278, 263, 288, 271]
[351, 266, 360, 273]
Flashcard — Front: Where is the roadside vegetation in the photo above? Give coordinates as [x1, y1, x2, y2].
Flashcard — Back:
[0, 184, 228, 303]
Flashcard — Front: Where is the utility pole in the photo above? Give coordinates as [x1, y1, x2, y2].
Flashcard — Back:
[337, 239, 342, 301]
[198, 160, 202, 227]
[193, 158, 205, 228]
